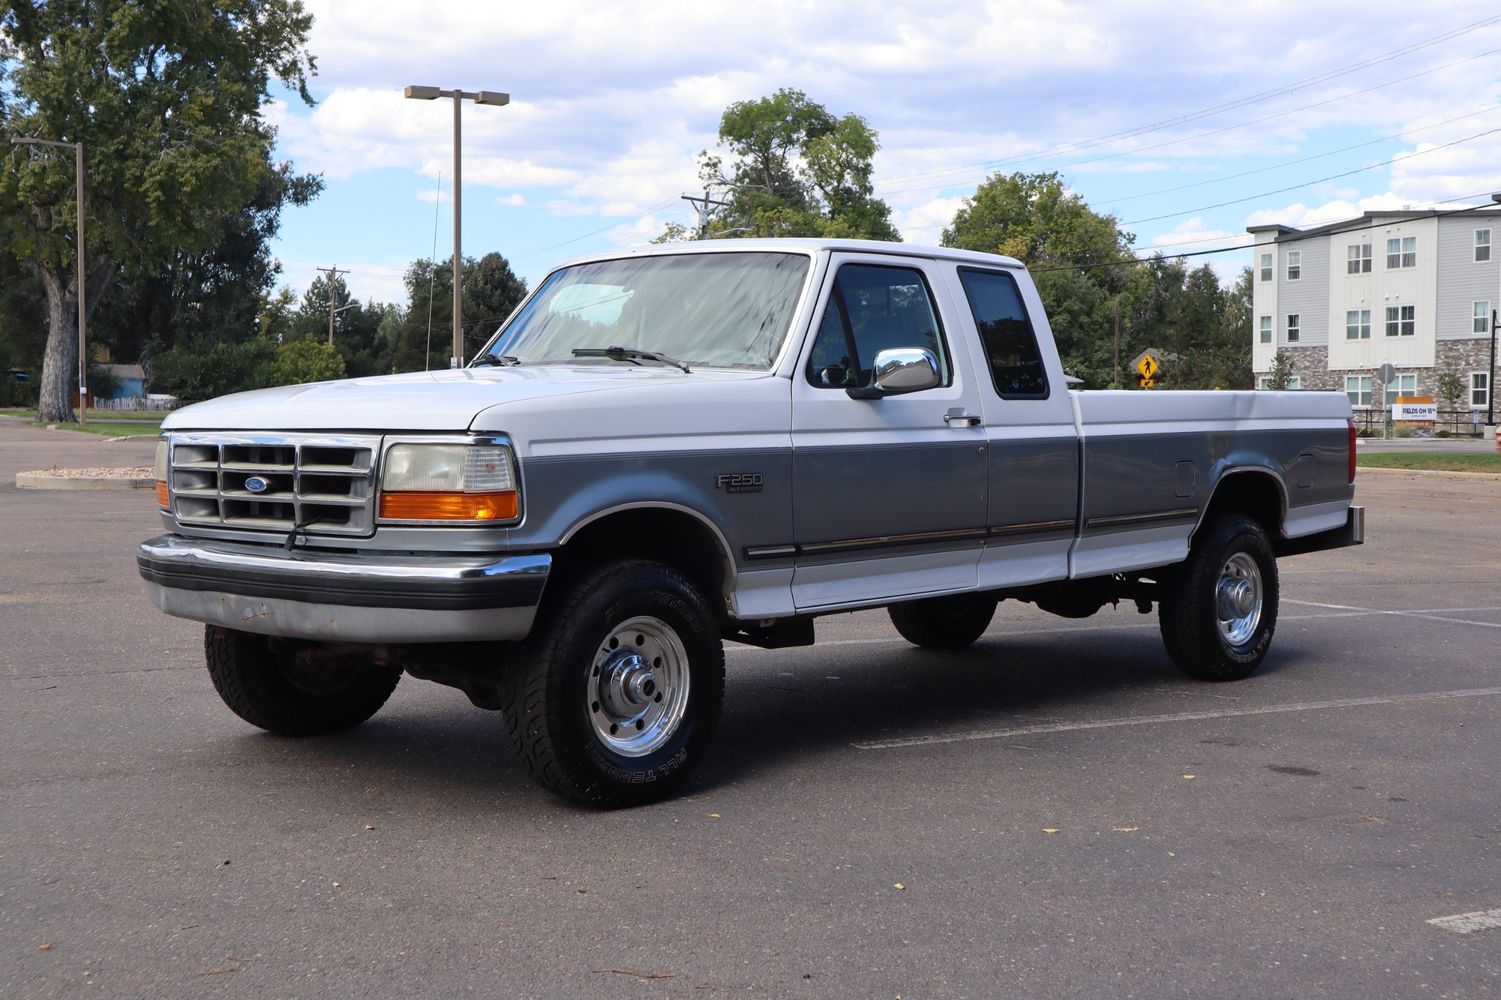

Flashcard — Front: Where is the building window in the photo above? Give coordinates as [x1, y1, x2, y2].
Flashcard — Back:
[1476, 229, 1492, 263]
[1385, 304, 1415, 337]
[1473, 372, 1491, 408]
[1259, 315, 1272, 344]
[1285, 314, 1300, 342]
[1345, 375, 1372, 407]
[1345, 309, 1371, 340]
[1257, 375, 1302, 390]
[1384, 372, 1417, 409]
[1286, 251, 1301, 280]
[1347, 242, 1372, 274]
[1386, 235, 1416, 269]
[1259, 253, 1272, 281]
[1476, 301, 1492, 335]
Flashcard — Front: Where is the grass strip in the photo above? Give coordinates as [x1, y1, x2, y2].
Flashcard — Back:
[1357, 451, 1501, 474]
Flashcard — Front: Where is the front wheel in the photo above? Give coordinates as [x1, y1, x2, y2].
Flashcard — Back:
[499, 560, 725, 808]
[1159, 515, 1279, 681]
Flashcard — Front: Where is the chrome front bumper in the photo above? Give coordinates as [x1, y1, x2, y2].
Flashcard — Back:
[138, 534, 550, 643]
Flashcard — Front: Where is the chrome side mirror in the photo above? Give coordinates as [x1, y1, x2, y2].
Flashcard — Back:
[847, 347, 941, 399]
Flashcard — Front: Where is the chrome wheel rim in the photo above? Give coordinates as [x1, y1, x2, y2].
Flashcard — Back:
[587, 616, 690, 757]
[1216, 552, 1263, 647]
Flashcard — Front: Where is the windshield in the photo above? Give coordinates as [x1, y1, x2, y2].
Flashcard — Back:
[479, 251, 810, 370]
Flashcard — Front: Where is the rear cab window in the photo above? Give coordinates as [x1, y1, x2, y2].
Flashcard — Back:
[957, 267, 1049, 399]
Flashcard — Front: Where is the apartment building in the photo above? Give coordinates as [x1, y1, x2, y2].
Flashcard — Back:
[1248, 208, 1498, 422]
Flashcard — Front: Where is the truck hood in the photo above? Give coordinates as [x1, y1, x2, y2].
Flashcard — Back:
[161, 365, 770, 432]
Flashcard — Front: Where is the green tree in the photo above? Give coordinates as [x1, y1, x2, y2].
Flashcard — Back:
[390, 253, 527, 373]
[1435, 364, 1467, 412]
[148, 338, 275, 402]
[943, 171, 1135, 276]
[0, 0, 317, 422]
[1265, 349, 1296, 391]
[88, 164, 321, 367]
[696, 88, 898, 241]
[266, 338, 344, 386]
[943, 172, 1138, 387]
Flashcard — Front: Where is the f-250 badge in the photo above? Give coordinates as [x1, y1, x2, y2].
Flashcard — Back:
[715, 473, 763, 493]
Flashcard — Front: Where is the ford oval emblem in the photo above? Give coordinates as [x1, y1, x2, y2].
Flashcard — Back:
[244, 476, 270, 494]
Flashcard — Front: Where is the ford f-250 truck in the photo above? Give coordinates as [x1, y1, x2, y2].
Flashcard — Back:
[139, 239, 1363, 807]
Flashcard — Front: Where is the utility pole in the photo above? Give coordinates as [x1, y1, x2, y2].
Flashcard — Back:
[1113, 297, 1121, 389]
[316, 266, 350, 345]
[681, 190, 732, 239]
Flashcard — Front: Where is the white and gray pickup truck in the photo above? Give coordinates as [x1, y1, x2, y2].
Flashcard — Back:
[139, 239, 1363, 806]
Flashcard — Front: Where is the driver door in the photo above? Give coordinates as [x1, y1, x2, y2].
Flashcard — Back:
[789, 254, 987, 610]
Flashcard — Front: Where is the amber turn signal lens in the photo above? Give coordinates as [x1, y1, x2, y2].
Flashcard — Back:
[379, 490, 518, 521]
[155, 481, 170, 508]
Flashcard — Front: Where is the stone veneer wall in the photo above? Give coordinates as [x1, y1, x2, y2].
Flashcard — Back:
[1255, 341, 1498, 417]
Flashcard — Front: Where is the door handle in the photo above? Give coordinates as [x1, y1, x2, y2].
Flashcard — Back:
[944, 409, 981, 427]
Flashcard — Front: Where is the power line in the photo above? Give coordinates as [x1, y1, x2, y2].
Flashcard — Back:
[872, 14, 1501, 192]
[877, 42, 1501, 199]
[1033, 190, 1501, 274]
[1097, 103, 1501, 207]
[1121, 125, 1501, 226]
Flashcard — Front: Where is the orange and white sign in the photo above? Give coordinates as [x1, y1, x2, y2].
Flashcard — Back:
[1394, 395, 1437, 422]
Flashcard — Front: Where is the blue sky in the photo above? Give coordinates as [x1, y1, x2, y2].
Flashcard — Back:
[266, 0, 1501, 309]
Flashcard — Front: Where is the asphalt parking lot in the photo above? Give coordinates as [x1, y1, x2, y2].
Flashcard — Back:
[1, 418, 1498, 999]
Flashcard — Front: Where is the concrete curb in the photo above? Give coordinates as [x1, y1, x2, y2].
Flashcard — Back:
[1355, 465, 1501, 481]
[16, 471, 154, 491]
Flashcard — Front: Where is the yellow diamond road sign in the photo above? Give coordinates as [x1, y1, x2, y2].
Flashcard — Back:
[1136, 353, 1160, 380]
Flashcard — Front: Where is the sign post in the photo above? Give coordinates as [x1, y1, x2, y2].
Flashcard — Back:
[1377, 362, 1397, 440]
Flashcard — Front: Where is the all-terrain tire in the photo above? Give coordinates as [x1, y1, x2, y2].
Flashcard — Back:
[204, 626, 401, 735]
[889, 594, 998, 650]
[498, 560, 725, 808]
[1159, 514, 1279, 682]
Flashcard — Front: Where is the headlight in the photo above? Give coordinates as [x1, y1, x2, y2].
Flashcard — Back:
[154, 438, 169, 508]
[378, 442, 520, 522]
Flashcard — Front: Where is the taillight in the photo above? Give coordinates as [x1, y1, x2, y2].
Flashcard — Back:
[1347, 419, 1357, 483]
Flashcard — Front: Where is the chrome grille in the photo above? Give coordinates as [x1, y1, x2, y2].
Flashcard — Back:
[168, 433, 381, 537]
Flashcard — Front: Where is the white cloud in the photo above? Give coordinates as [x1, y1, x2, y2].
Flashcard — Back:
[268, 0, 1501, 301]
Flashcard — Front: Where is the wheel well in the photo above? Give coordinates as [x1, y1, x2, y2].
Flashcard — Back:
[1198, 470, 1285, 540]
[553, 507, 732, 617]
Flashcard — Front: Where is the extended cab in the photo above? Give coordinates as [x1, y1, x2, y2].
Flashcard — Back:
[139, 239, 1363, 806]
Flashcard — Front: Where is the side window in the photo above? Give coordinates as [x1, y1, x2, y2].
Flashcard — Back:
[805, 263, 949, 389]
[957, 267, 1049, 399]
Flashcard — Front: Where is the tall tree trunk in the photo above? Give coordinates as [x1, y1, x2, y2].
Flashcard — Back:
[36, 267, 78, 424]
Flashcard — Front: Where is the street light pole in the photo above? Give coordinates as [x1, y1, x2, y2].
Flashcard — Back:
[10, 136, 86, 424]
[404, 85, 509, 369]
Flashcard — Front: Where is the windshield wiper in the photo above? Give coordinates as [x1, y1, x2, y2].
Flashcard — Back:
[471, 354, 520, 367]
[572, 346, 691, 373]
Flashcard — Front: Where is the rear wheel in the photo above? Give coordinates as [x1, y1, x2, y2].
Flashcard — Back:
[203, 626, 401, 735]
[499, 560, 725, 808]
[1159, 515, 1279, 681]
[889, 594, 998, 650]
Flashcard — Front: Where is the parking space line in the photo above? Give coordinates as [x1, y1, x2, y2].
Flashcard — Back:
[852, 686, 1501, 750]
[1427, 909, 1501, 935]
[1286, 599, 1501, 631]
